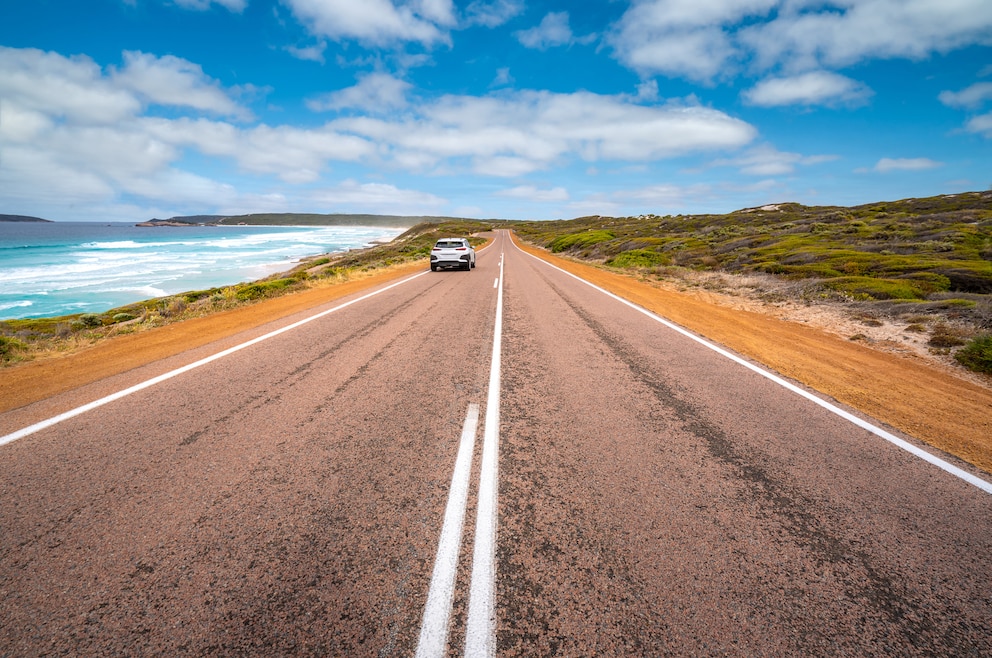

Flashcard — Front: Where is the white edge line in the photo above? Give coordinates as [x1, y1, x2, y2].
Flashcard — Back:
[0, 270, 431, 447]
[518, 244, 992, 496]
[465, 240, 504, 657]
[416, 403, 480, 658]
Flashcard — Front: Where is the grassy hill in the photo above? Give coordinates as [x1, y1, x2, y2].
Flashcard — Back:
[515, 192, 992, 299]
[513, 191, 992, 373]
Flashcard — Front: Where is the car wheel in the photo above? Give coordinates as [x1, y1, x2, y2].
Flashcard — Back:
[471, 259, 476, 269]
[430, 264, 437, 271]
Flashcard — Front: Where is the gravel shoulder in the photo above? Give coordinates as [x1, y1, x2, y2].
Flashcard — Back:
[3, 242, 990, 473]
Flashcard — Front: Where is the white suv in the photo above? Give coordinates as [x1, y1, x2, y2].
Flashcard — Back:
[430, 238, 476, 271]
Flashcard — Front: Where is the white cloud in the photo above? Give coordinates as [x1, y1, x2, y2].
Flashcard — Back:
[173, 0, 246, 10]
[112, 51, 249, 119]
[0, 47, 140, 124]
[609, 0, 777, 81]
[742, 0, 992, 72]
[307, 73, 412, 113]
[491, 67, 513, 87]
[874, 157, 942, 173]
[283, 0, 452, 46]
[143, 118, 377, 182]
[285, 42, 327, 63]
[463, 0, 524, 27]
[610, 0, 992, 83]
[711, 144, 837, 176]
[965, 112, 992, 138]
[330, 91, 757, 176]
[939, 82, 992, 109]
[515, 12, 577, 50]
[497, 185, 569, 202]
[308, 179, 446, 212]
[743, 71, 872, 107]
[616, 183, 704, 205]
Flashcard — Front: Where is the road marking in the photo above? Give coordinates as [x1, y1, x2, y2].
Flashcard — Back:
[0, 271, 432, 447]
[465, 241, 504, 657]
[519, 244, 992, 496]
[416, 404, 480, 658]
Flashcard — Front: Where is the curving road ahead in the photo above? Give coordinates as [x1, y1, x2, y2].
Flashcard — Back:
[1, 231, 990, 656]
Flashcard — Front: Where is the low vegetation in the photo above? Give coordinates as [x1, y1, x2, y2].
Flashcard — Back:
[513, 191, 992, 376]
[0, 220, 499, 366]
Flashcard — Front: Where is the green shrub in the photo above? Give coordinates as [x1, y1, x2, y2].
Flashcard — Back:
[607, 249, 670, 268]
[112, 313, 136, 323]
[928, 323, 969, 347]
[897, 272, 951, 294]
[824, 276, 925, 300]
[235, 278, 296, 301]
[955, 335, 992, 374]
[549, 230, 615, 253]
[79, 314, 102, 327]
[0, 335, 27, 361]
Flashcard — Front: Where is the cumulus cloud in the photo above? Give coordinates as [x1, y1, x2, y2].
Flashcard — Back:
[497, 185, 570, 202]
[743, 71, 873, 107]
[609, 0, 776, 81]
[0, 44, 760, 220]
[939, 82, 992, 109]
[874, 157, 942, 173]
[308, 179, 446, 212]
[711, 144, 837, 176]
[0, 47, 140, 124]
[742, 0, 992, 72]
[283, 0, 453, 46]
[610, 0, 992, 82]
[515, 12, 592, 50]
[285, 42, 327, 63]
[463, 0, 524, 27]
[330, 91, 757, 176]
[307, 73, 412, 113]
[965, 112, 992, 138]
[112, 51, 249, 119]
[172, 0, 246, 11]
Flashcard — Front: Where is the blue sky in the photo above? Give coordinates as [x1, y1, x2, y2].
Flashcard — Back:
[1, 0, 990, 222]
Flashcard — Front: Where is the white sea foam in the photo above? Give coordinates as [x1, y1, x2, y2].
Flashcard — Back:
[1, 223, 406, 319]
[0, 300, 33, 312]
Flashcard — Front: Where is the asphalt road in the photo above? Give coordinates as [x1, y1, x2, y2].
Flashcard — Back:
[1, 231, 990, 656]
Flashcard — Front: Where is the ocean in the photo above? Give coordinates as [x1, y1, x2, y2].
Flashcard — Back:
[0, 222, 408, 321]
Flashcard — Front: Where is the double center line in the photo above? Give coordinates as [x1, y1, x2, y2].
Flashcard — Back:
[417, 250, 504, 658]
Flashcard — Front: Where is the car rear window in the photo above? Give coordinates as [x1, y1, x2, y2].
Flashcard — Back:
[435, 240, 463, 248]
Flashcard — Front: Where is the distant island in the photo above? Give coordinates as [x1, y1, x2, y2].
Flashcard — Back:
[136, 213, 471, 227]
[0, 214, 52, 223]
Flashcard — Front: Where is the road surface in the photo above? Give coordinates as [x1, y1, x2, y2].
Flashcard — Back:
[1, 231, 990, 656]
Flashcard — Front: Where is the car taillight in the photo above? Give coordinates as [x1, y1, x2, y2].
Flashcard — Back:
[456, 247, 466, 250]
[432, 247, 441, 251]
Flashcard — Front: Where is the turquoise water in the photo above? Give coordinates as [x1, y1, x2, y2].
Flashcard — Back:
[0, 222, 407, 320]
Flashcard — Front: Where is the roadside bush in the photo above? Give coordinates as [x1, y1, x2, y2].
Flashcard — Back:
[929, 323, 969, 347]
[955, 335, 992, 374]
[112, 313, 136, 323]
[824, 276, 925, 300]
[549, 230, 615, 253]
[607, 249, 670, 268]
[0, 335, 27, 362]
[79, 314, 102, 327]
[235, 278, 296, 301]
